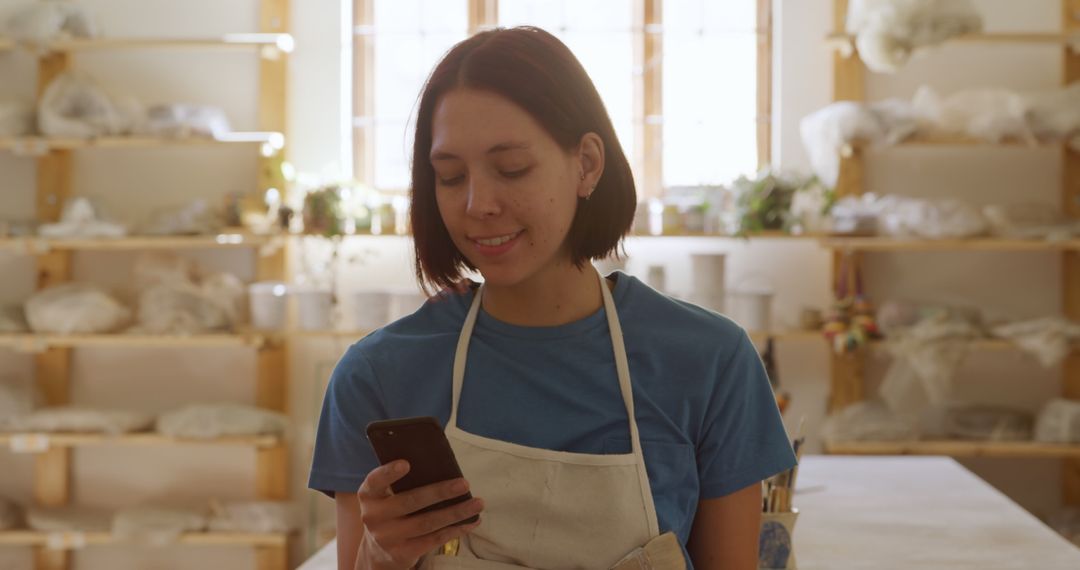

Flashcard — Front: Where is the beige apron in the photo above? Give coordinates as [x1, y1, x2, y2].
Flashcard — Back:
[420, 271, 686, 570]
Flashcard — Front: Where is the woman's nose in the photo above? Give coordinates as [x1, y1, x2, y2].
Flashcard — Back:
[465, 175, 501, 219]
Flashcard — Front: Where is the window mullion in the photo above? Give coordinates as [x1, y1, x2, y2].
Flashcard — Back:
[469, 0, 498, 35]
[352, 0, 376, 186]
[634, 0, 663, 200]
[757, 0, 773, 168]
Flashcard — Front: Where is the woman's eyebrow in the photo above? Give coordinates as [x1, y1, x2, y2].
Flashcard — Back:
[486, 142, 531, 154]
[430, 141, 531, 162]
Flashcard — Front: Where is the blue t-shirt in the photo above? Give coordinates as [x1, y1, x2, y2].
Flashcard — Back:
[309, 272, 796, 559]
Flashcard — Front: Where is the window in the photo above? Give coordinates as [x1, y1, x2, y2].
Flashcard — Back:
[663, 1, 761, 187]
[498, 0, 636, 174]
[351, 0, 771, 197]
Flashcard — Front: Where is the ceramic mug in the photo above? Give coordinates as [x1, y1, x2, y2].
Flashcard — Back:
[759, 509, 798, 570]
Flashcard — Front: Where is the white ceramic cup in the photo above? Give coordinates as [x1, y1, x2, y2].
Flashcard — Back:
[352, 291, 391, 331]
[293, 288, 333, 331]
[727, 289, 774, 332]
[690, 253, 726, 311]
[248, 281, 288, 330]
[391, 292, 428, 321]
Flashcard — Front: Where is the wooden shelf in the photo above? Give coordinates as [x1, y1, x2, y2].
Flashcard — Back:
[0, 234, 281, 253]
[822, 237, 1080, 252]
[840, 137, 1067, 155]
[0, 433, 282, 449]
[627, 231, 824, 240]
[0, 333, 275, 351]
[870, 337, 1078, 351]
[0, 133, 284, 154]
[289, 329, 371, 339]
[0, 530, 287, 547]
[748, 330, 824, 344]
[0, 34, 294, 53]
[827, 31, 1080, 52]
[825, 440, 1080, 459]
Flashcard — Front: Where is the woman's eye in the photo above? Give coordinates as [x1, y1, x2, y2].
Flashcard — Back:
[501, 167, 530, 179]
[438, 175, 465, 186]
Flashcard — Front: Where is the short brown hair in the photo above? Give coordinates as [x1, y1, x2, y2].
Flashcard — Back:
[410, 26, 636, 294]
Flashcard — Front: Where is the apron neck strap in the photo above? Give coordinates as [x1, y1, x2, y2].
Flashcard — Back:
[449, 270, 641, 457]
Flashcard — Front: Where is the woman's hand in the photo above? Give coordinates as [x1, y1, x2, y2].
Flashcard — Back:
[355, 460, 484, 570]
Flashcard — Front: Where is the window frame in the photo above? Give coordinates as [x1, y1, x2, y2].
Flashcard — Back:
[350, 0, 773, 198]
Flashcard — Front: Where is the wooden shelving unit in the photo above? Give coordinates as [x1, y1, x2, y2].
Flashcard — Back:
[827, 31, 1080, 52]
[822, 237, 1080, 252]
[0, 2, 293, 569]
[824, 440, 1080, 459]
[0, 333, 277, 351]
[826, 0, 1080, 508]
[0, 531, 288, 547]
[0, 34, 294, 53]
[0, 133, 283, 154]
[0, 433, 282, 449]
[0, 234, 282, 253]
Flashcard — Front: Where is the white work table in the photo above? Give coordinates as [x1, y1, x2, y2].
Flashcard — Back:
[794, 456, 1080, 569]
[299, 456, 1080, 569]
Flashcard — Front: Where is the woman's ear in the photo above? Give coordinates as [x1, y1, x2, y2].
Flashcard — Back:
[577, 132, 605, 200]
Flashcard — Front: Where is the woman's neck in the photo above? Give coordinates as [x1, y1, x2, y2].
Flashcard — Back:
[480, 262, 608, 327]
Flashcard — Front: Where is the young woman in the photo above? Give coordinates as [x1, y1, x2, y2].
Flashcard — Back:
[309, 26, 796, 570]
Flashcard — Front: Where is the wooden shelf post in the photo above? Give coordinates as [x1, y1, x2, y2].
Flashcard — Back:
[32, 49, 74, 570]
[828, 0, 868, 415]
[633, 0, 663, 200]
[1063, 0, 1080, 507]
[256, 3, 290, 564]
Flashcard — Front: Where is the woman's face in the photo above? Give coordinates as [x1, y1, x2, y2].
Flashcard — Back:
[430, 88, 587, 288]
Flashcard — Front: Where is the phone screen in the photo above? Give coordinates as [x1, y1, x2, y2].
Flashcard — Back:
[366, 416, 477, 522]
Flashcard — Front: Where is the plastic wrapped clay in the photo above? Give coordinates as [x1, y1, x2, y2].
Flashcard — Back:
[128, 254, 245, 335]
[821, 400, 918, 442]
[25, 283, 131, 334]
[3, 407, 155, 435]
[800, 99, 918, 187]
[829, 193, 988, 239]
[1024, 82, 1080, 142]
[0, 374, 36, 431]
[944, 405, 1033, 442]
[208, 501, 297, 533]
[1035, 399, 1080, 444]
[992, 317, 1080, 368]
[984, 204, 1080, 241]
[28, 507, 112, 532]
[38, 197, 127, 239]
[5, 1, 97, 48]
[132, 281, 235, 334]
[156, 405, 288, 439]
[112, 507, 207, 546]
[879, 311, 982, 414]
[132, 253, 200, 287]
[38, 72, 144, 138]
[0, 305, 29, 333]
[913, 86, 1033, 144]
[139, 200, 223, 236]
[0, 497, 22, 531]
[845, 0, 982, 73]
[138, 105, 232, 139]
[0, 101, 35, 137]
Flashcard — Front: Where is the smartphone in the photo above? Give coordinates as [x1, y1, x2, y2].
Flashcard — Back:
[365, 416, 478, 524]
